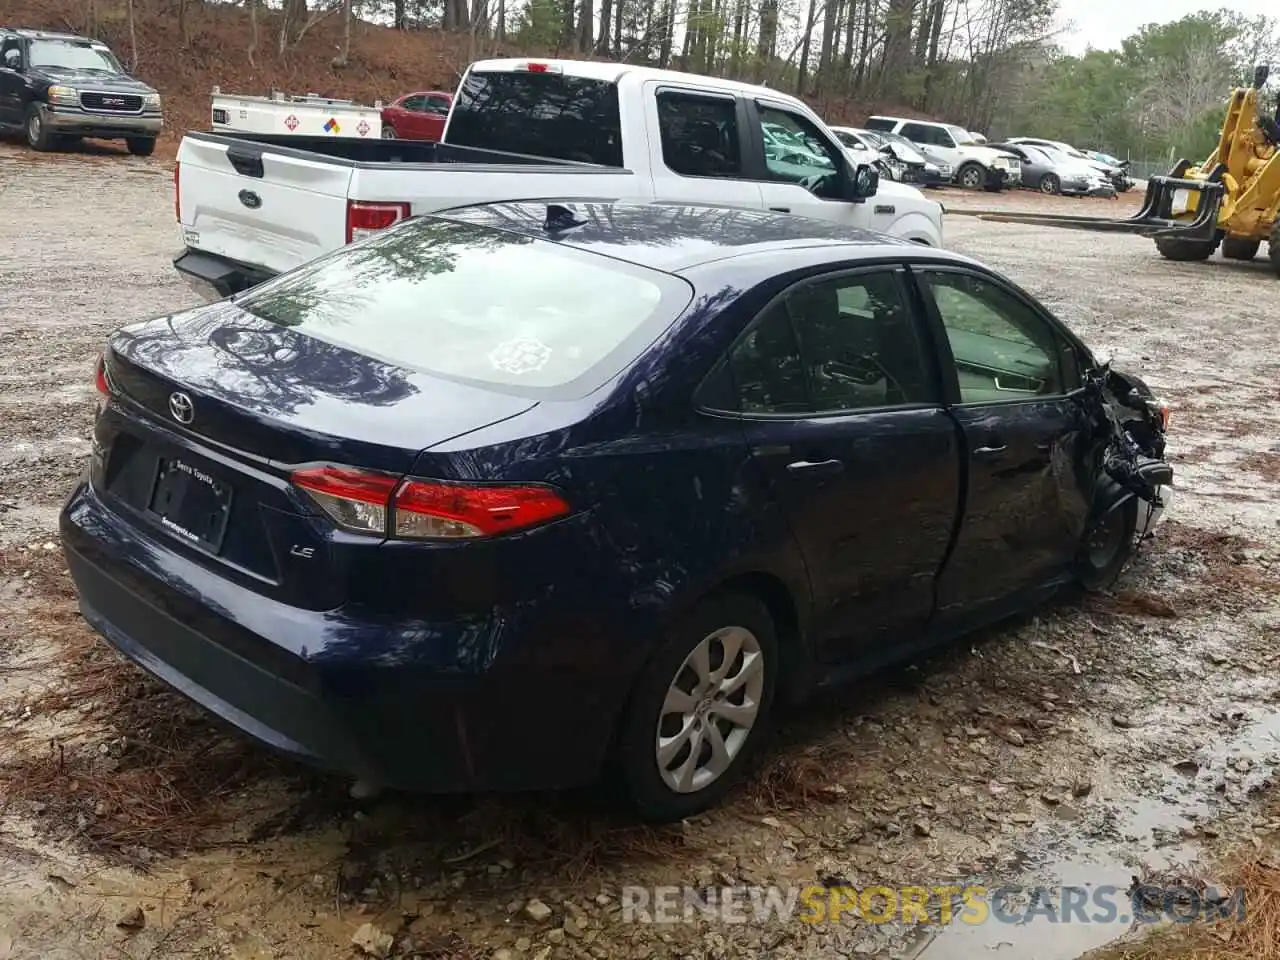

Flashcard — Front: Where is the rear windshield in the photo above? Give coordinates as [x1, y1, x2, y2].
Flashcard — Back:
[234, 218, 690, 396]
[445, 70, 624, 167]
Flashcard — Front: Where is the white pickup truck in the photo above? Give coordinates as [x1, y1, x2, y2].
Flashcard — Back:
[173, 58, 945, 298]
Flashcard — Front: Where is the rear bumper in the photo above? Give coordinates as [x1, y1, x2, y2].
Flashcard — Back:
[173, 248, 277, 301]
[46, 107, 162, 139]
[59, 478, 631, 793]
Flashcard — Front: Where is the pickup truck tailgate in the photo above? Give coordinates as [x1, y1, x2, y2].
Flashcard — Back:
[177, 137, 353, 274]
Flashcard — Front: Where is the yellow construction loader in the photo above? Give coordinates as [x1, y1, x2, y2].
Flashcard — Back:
[977, 65, 1280, 275]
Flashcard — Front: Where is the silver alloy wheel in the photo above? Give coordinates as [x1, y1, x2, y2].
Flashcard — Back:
[960, 165, 983, 188]
[27, 111, 40, 144]
[655, 625, 765, 794]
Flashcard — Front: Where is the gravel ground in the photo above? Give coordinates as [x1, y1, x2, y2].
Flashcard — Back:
[1, 145, 1279, 960]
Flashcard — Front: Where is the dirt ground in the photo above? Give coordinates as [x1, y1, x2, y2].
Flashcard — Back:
[2, 147, 1279, 960]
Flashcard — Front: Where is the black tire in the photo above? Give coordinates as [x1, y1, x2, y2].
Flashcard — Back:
[126, 137, 156, 157]
[1221, 237, 1260, 261]
[1154, 236, 1218, 262]
[25, 103, 55, 151]
[381, 124, 397, 139]
[957, 162, 985, 190]
[614, 591, 779, 822]
[1076, 499, 1138, 593]
[1039, 173, 1061, 195]
[1270, 222, 1280, 278]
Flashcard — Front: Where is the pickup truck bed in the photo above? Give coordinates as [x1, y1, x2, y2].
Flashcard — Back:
[175, 130, 642, 294]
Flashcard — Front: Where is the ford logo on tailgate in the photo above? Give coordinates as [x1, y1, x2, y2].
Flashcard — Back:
[238, 189, 262, 209]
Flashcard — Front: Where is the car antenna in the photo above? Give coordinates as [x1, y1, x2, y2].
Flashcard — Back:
[543, 203, 586, 232]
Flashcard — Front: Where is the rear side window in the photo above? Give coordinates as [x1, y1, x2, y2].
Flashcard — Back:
[235, 219, 691, 395]
[656, 91, 742, 179]
[446, 70, 623, 167]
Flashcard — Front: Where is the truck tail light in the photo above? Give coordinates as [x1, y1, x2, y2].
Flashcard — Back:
[291, 465, 571, 539]
[515, 62, 562, 73]
[174, 160, 180, 222]
[345, 200, 411, 244]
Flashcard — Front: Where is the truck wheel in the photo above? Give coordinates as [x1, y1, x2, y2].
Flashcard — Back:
[1075, 499, 1138, 593]
[1039, 174, 1061, 195]
[957, 162, 985, 190]
[126, 137, 156, 157]
[1221, 237, 1260, 261]
[25, 104, 56, 151]
[1154, 236, 1218, 262]
[613, 591, 778, 822]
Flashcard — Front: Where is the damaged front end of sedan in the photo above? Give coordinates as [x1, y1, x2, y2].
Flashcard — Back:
[1074, 362, 1175, 589]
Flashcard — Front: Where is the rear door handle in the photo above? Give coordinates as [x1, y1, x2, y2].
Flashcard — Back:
[974, 444, 1007, 458]
[786, 459, 844, 477]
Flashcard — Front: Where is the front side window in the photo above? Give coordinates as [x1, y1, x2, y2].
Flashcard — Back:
[400, 95, 427, 111]
[921, 271, 1067, 403]
[656, 91, 742, 179]
[446, 70, 623, 167]
[756, 105, 842, 197]
[717, 271, 935, 415]
[235, 218, 691, 395]
[425, 95, 452, 115]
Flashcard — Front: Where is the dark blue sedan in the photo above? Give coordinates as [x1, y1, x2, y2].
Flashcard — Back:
[61, 200, 1172, 821]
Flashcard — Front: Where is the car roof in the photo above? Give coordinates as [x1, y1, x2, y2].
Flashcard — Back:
[468, 57, 799, 109]
[433, 199, 968, 274]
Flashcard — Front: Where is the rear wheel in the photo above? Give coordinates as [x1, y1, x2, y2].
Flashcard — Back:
[614, 591, 778, 822]
[1222, 237, 1260, 261]
[1076, 500, 1138, 592]
[957, 162, 985, 190]
[381, 124, 397, 139]
[1271, 223, 1280, 278]
[126, 137, 156, 157]
[1039, 174, 1061, 195]
[1154, 236, 1218, 262]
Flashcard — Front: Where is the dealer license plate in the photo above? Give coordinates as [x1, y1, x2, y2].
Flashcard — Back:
[148, 457, 233, 551]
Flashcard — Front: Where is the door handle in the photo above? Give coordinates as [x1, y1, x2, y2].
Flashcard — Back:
[769, 206, 791, 213]
[974, 444, 1007, 458]
[786, 459, 844, 477]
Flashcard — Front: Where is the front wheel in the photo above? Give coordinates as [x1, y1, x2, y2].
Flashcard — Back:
[957, 162, 985, 190]
[25, 103, 55, 151]
[614, 592, 778, 822]
[1039, 173, 1060, 195]
[1154, 236, 1218, 262]
[1075, 499, 1138, 592]
[126, 137, 156, 157]
[1270, 222, 1280, 278]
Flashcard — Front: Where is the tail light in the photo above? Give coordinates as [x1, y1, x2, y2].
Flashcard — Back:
[174, 160, 180, 222]
[346, 200, 411, 244]
[1154, 400, 1171, 432]
[291, 465, 571, 540]
[94, 353, 110, 396]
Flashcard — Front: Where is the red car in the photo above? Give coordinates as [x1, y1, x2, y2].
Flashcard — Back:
[380, 90, 453, 141]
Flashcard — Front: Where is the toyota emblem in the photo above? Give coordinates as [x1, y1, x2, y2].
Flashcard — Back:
[168, 391, 194, 425]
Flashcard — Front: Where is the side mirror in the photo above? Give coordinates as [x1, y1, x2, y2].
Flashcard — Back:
[2, 50, 20, 70]
[842, 160, 879, 203]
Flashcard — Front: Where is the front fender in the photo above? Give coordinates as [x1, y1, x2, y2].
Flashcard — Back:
[886, 210, 944, 247]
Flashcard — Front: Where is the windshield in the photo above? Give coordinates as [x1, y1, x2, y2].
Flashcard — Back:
[946, 124, 975, 145]
[235, 218, 691, 395]
[28, 39, 122, 72]
[445, 70, 623, 167]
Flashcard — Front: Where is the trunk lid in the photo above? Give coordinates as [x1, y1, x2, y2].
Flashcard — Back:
[177, 134, 354, 275]
[97, 301, 536, 609]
